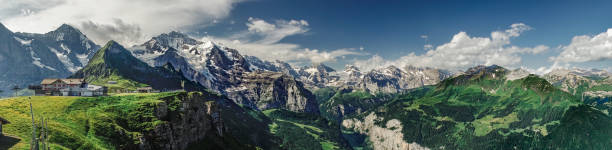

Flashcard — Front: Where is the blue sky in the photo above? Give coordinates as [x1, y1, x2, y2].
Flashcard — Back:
[1, 0, 611, 72]
[196, 0, 612, 72]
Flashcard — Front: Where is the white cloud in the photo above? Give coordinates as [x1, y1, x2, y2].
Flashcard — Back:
[353, 55, 391, 72]
[424, 44, 433, 50]
[0, 0, 63, 19]
[0, 0, 241, 46]
[298, 48, 363, 63]
[207, 18, 363, 65]
[524, 62, 566, 75]
[354, 23, 549, 72]
[244, 17, 310, 44]
[79, 20, 144, 46]
[550, 28, 612, 63]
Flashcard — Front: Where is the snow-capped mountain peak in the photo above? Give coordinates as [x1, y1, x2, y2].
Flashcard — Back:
[131, 31, 252, 92]
[0, 23, 100, 96]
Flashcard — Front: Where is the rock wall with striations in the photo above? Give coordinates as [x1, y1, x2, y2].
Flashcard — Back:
[226, 71, 319, 114]
[138, 92, 225, 150]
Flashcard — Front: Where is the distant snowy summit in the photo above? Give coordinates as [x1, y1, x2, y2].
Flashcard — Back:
[0, 23, 99, 96]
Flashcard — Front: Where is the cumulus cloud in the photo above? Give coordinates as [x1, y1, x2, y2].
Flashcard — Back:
[353, 55, 391, 72]
[550, 28, 612, 63]
[79, 20, 143, 46]
[354, 23, 549, 72]
[0, 0, 241, 46]
[243, 17, 310, 44]
[207, 18, 363, 65]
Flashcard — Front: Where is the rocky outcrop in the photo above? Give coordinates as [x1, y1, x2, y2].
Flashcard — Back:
[226, 71, 319, 113]
[343, 112, 429, 150]
[139, 92, 225, 150]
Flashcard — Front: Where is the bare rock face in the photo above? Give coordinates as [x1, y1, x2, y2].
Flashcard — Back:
[343, 112, 429, 150]
[544, 68, 598, 94]
[138, 92, 224, 150]
[226, 71, 319, 114]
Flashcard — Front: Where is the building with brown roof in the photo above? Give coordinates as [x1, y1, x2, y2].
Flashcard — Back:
[40, 79, 86, 96]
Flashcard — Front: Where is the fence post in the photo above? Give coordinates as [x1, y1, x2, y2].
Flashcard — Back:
[29, 97, 39, 150]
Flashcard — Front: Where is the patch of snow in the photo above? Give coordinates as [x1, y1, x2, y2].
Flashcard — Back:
[76, 54, 89, 66]
[49, 46, 79, 72]
[305, 67, 319, 74]
[60, 43, 71, 53]
[30, 49, 56, 71]
[14, 37, 32, 45]
[56, 33, 64, 41]
[85, 42, 91, 50]
[202, 40, 214, 49]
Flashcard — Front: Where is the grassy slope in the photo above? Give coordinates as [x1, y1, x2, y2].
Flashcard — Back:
[315, 87, 402, 122]
[73, 41, 148, 91]
[0, 92, 242, 150]
[262, 109, 351, 150]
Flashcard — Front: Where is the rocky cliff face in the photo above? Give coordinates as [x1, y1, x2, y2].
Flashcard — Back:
[343, 112, 429, 150]
[227, 71, 319, 113]
[139, 92, 225, 150]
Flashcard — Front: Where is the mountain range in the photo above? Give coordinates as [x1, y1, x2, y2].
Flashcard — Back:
[343, 65, 612, 149]
[1, 23, 612, 150]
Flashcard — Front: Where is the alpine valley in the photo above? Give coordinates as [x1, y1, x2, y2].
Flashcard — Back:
[1, 23, 612, 150]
